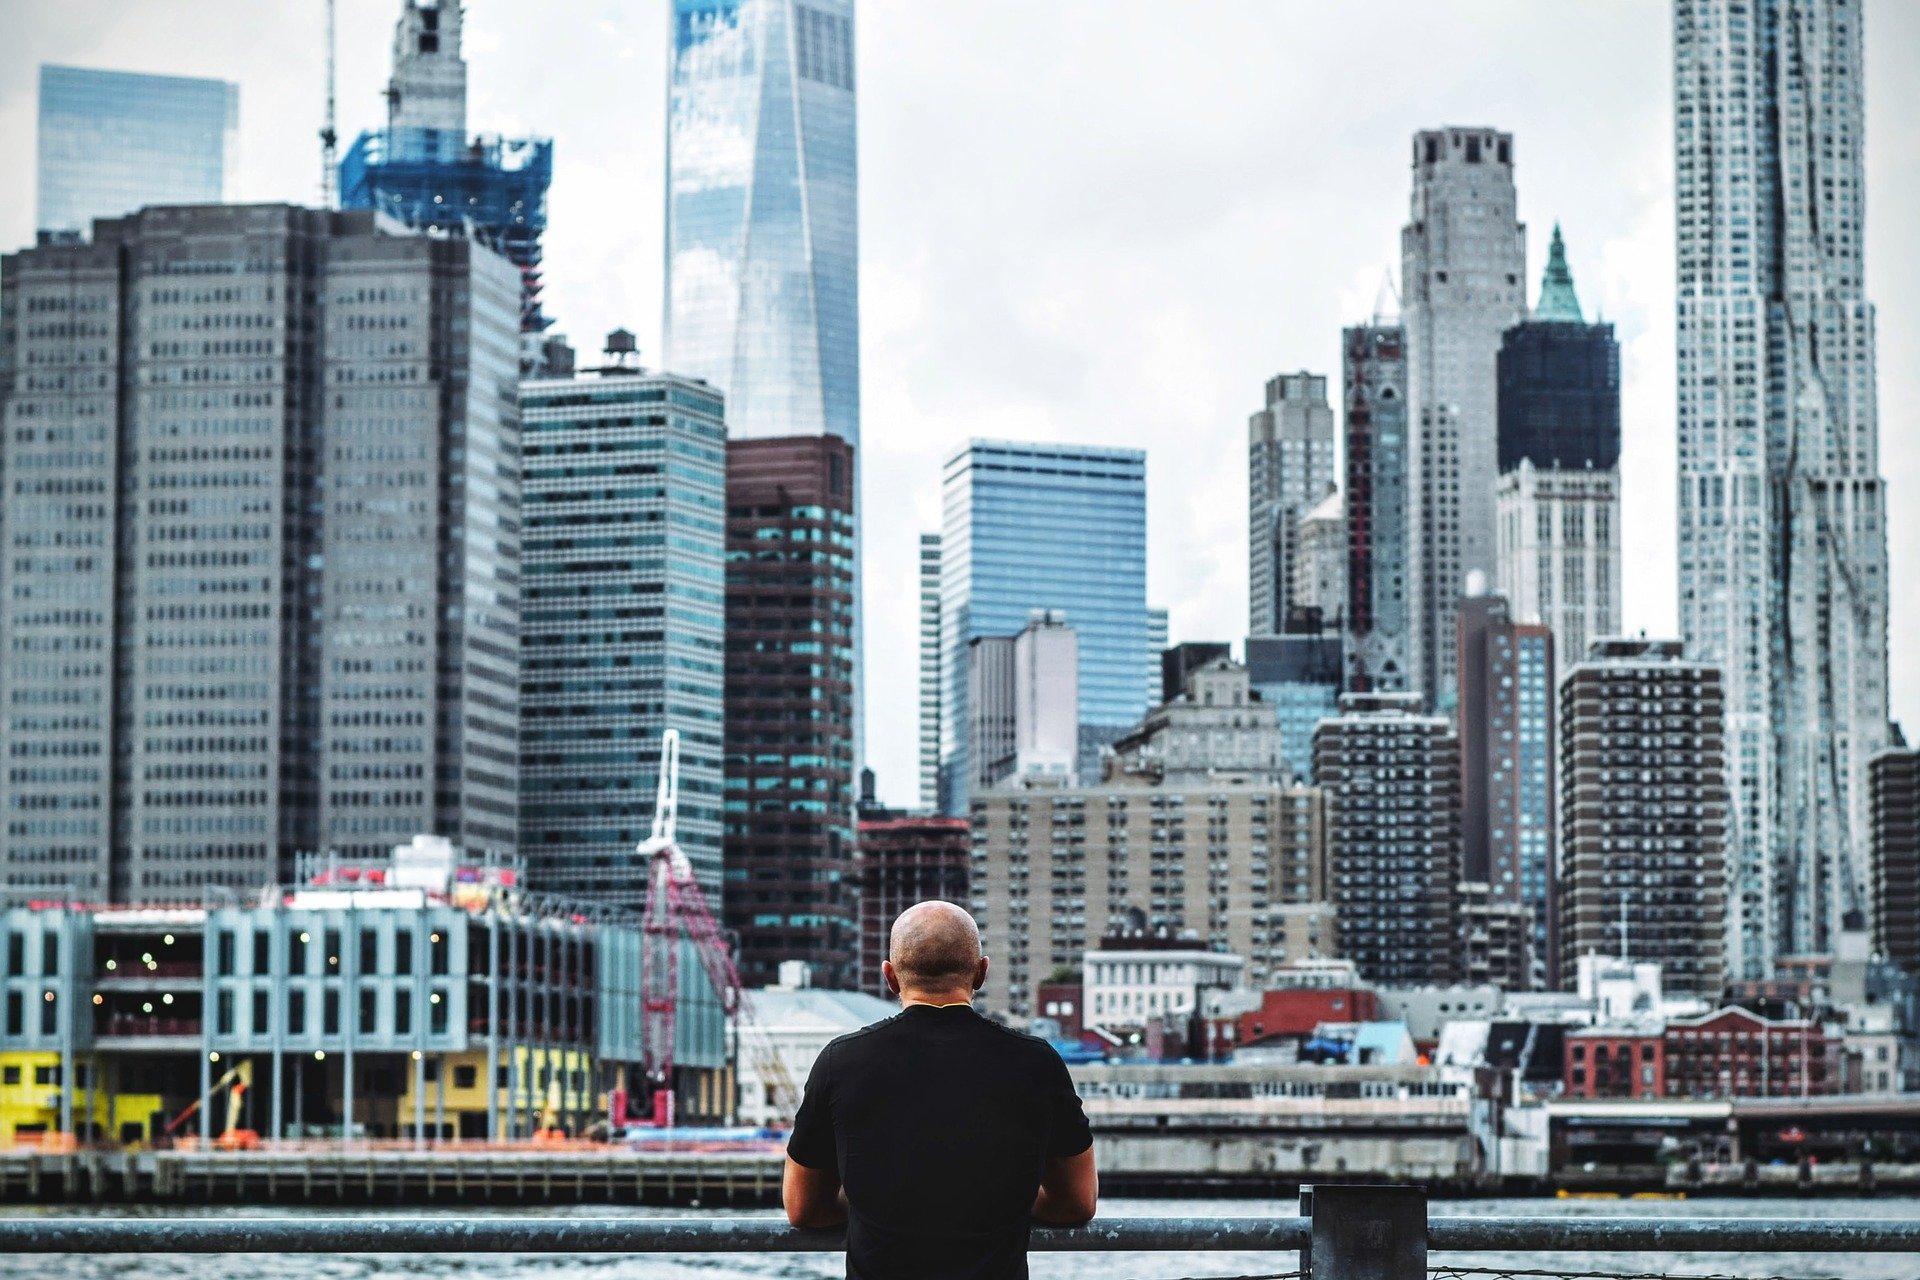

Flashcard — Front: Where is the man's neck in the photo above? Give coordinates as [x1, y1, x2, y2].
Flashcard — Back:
[899, 991, 974, 1009]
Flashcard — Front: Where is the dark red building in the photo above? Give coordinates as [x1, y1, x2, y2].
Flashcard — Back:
[854, 815, 970, 998]
[1662, 1006, 1835, 1099]
[1234, 987, 1381, 1050]
[1564, 1007, 1836, 1100]
[725, 437, 858, 988]
[1564, 1028, 1664, 1099]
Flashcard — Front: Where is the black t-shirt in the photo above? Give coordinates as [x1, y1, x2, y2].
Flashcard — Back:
[786, 1002, 1094, 1280]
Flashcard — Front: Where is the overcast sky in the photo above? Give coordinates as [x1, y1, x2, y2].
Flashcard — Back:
[5, 1, 1918, 808]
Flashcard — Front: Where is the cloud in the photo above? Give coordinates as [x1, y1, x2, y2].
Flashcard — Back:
[3, 0, 1918, 812]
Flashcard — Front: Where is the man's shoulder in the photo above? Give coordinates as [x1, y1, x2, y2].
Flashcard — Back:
[819, 1012, 910, 1057]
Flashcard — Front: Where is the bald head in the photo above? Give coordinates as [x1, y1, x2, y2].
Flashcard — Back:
[886, 901, 984, 998]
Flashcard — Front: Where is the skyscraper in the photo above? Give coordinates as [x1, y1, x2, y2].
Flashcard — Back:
[1312, 692, 1462, 986]
[1495, 225, 1622, 664]
[1556, 639, 1727, 996]
[35, 65, 237, 238]
[0, 205, 522, 903]
[1869, 745, 1920, 975]
[519, 343, 727, 908]
[724, 436, 858, 988]
[340, 1, 555, 338]
[918, 533, 943, 811]
[664, 0, 863, 795]
[1248, 373, 1336, 637]
[1456, 589, 1554, 986]
[1342, 321, 1413, 695]
[938, 441, 1148, 813]
[1401, 128, 1527, 710]
[1674, 0, 1889, 975]
[663, 0, 858, 444]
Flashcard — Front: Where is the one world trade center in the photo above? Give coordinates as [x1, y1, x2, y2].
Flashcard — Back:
[664, 0, 859, 444]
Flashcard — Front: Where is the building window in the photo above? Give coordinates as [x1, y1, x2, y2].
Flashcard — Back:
[395, 931, 413, 977]
[287, 990, 306, 1036]
[395, 990, 412, 1037]
[216, 931, 235, 977]
[360, 931, 379, 975]
[216, 991, 234, 1037]
[454, 1065, 478, 1090]
[359, 989, 378, 1036]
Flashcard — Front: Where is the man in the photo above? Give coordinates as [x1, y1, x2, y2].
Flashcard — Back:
[784, 900, 1098, 1278]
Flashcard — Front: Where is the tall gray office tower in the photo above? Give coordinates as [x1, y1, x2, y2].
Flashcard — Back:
[1674, 0, 1889, 976]
[1401, 128, 1526, 711]
[519, 344, 727, 908]
[36, 66, 237, 238]
[0, 205, 521, 904]
[1343, 321, 1412, 695]
[1248, 373, 1336, 636]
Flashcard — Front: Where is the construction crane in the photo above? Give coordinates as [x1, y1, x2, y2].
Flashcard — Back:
[626, 730, 799, 1130]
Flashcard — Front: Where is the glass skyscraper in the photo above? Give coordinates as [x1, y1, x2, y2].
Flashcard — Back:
[938, 441, 1148, 814]
[36, 65, 237, 237]
[663, 0, 858, 444]
[519, 361, 728, 908]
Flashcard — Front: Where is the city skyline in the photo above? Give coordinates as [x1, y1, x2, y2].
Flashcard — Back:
[2, 2, 1919, 811]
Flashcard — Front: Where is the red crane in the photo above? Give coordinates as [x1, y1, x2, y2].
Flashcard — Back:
[632, 730, 734, 1126]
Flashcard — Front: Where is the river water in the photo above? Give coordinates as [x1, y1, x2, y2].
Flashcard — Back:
[1, 1196, 1914, 1280]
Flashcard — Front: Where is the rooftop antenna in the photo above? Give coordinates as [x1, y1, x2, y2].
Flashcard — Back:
[320, 0, 339, 208]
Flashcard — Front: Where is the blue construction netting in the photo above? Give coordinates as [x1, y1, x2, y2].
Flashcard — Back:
[339, 125, 554, 332]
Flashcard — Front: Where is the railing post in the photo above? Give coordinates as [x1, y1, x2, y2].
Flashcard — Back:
[1307, 1183, 1426, 1280]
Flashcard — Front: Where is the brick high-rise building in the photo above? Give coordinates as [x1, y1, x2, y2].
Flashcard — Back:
[0, 204, 521, 904]
[1870, 745, 1920, 974]
[971, 664, 1327, 1017]
[854, 815, 970, 999]
[1555, 638, 1727, 996]
[1457, 590, 1555, 985]
[1312, 692, 1462, 985]
[724, 436, 857, 987]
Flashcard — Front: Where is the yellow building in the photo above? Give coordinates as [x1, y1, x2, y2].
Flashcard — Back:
[0, 1051, 166, 1147]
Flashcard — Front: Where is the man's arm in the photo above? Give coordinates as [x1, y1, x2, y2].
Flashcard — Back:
[1031, 1147, 1098, 1225]
[782, 1155, 848, 1228]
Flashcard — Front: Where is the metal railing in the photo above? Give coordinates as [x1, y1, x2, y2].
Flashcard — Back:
[2, 1216, 1917, 1254]
[4, 1186, 1918, 1280]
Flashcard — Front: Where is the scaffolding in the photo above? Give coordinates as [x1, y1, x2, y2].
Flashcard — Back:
[338, 126, 553, 332]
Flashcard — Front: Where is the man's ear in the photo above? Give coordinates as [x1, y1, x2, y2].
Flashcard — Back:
[974, 955, 989, 992]
[882, 959, 901, 995]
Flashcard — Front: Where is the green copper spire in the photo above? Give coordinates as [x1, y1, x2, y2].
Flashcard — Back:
[1534, 222, 1584, 322]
